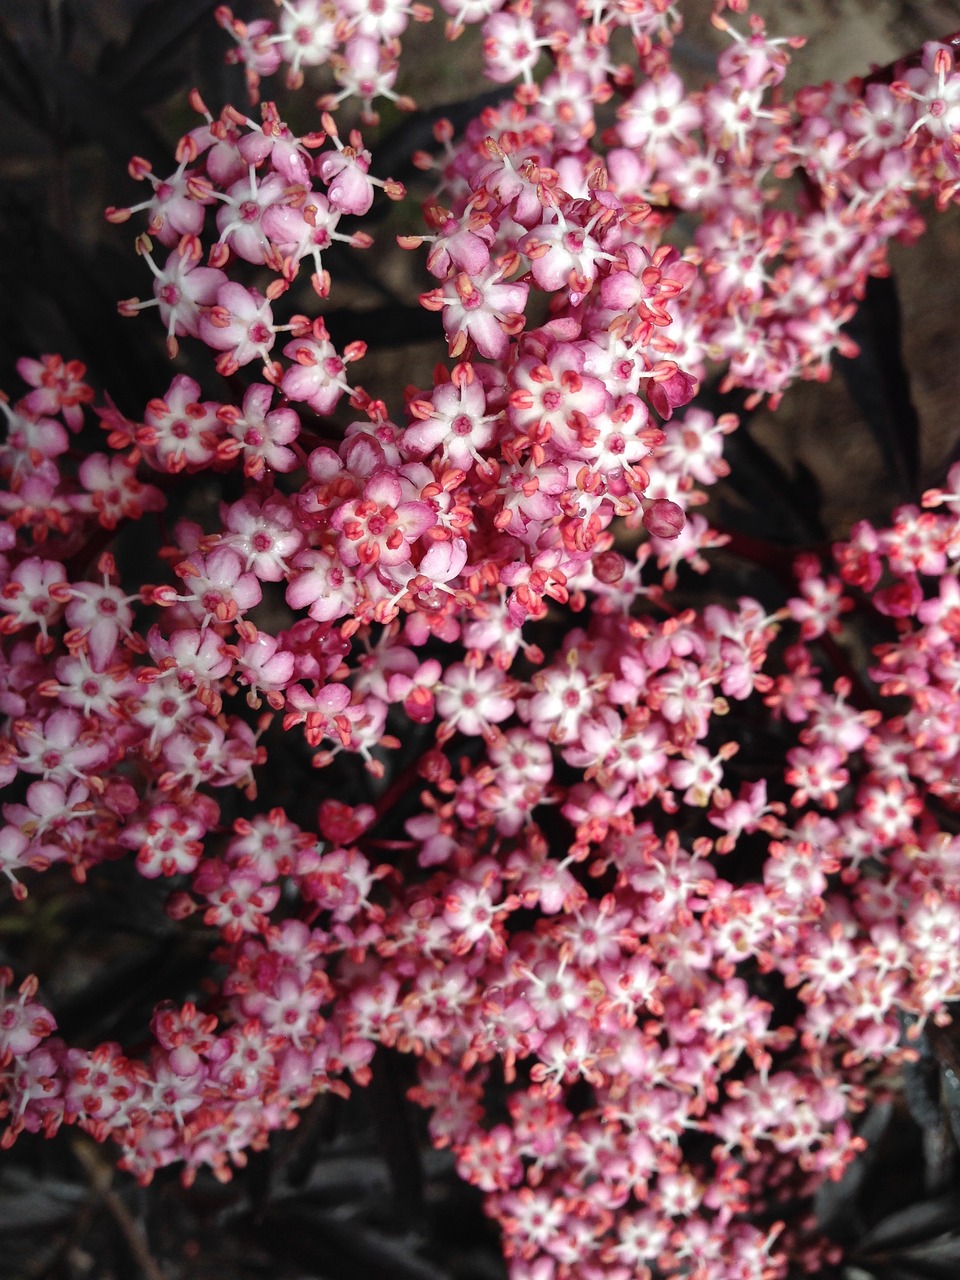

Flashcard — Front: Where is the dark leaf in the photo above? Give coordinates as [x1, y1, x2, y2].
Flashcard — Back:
[323, 304, 444, 350]
[370, 87, 515, 182]
[717, 423, 826, 543]
[837, 272, 921, 502]
[0, 18, 52, 132]
[690, 379, 823, 542]
[873, 1240, 960, 1280]
[903, 1053, 945, 1132]
[38, 0, 76, 60]
[925, 1015, 960, 1080]
[288, 1152, 392, 1204]
[244, 1205, 453, 1280]
[50, 58, 171, 168]
[815, 1102, 895, 1241]
[53, 938, 208, 1046]
[857, 1194, 960, 1253]
[0, 1170, 86, 1233]
[0, 207, 172, 416]
[98, 0, 220, 106]
[793, 457, 823, 520]
[944, 1067, 960, 1152]
[368, 1049, 425, 1226]
[122, 64, 194, 111]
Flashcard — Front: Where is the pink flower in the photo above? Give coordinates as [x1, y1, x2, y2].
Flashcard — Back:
[139, 375, 222, 472]
[14, 709, 110, 783]
[0, 557, 67, 648]
[422, 265, 528, 362]
[216, 383, 300, 478]
[286, 549, 358, 622]
[146, 625, 234, 687]
[121, 803, 209, 878]
[319, 143, 376, 215]
[221, 494, 303, 581]
[647, 366, 699, 421]
[331, 470, 436, 568]
[281, 323, 364, 415]
[403, 368, 497, 470]
[617, 72, 703, 151]
[215, 170, 291, 265]
[235, 630, 296, 706]
[436, 662, 515, 738]
[148, 247, 228, 347]
[199, 283, 276, 374]
[0, 975, 56, 1056]
[77, 453, 165, 531]
[16, 355, 92, 431]
[175, 545, 263, 623]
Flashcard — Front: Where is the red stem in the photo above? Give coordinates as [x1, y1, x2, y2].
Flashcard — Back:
[370, 749, 436, 828]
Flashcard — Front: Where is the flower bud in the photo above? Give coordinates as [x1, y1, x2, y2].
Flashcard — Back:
[642, 498, 685, 539]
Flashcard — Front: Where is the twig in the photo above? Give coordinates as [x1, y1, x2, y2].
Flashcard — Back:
[71, 1136, 167, 1280]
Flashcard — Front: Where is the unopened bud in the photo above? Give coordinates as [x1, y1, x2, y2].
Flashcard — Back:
[642, 498, 685, 540]
[593, 551, 626, 584]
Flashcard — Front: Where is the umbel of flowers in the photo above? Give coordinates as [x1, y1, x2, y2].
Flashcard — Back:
[2, 1, 960, 1276]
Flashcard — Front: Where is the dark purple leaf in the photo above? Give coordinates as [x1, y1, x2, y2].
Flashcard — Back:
[837, 272, 921, 502]
[0, 211, 171, 417]
[101, 0, 220, 93]
[323, 305, 444, 351]
[717, 425, 826, 543]
[857, 1194, 960, 1253]
[370, 87, 515, 182]
[38, 0, 77, 59]
[52, 58, 170, 167]
[0, 1172, 86, 1232]
[368, 1049, 425, 1225]
[0, 17, 53, 132]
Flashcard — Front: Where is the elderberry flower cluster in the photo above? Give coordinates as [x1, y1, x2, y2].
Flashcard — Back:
[2, 2, 960, 1278]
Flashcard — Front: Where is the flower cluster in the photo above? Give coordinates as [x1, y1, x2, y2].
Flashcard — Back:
[3, 2, 960, 1278]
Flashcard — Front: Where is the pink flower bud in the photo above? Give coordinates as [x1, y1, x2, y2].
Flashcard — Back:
[593, 551, 626, 584]
[642, 499, 685, 539]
